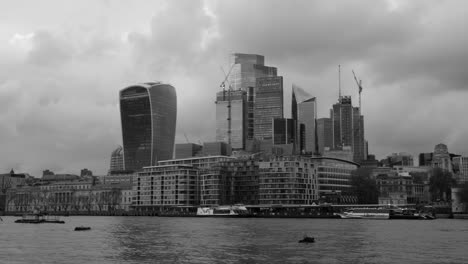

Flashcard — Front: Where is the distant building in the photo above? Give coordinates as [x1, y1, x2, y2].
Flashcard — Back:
[258, 156, 318, 205]
[419, 152, 433, 167]
[175, 143, 203, 159]
[109, 146, 124, 174]
[322, 146, 354, 162]
[215, 90, 247, 149]
[432, 143, 453, 172]
[453, 156, 468, 183]
[120, 82, 177, 172]
[43, 169, 54, 177]
[376, 173, 428, 205]
[80, 168, 93, 177]
[382, 152, 414, 167]
[42, 174, 80, 182]
[271, 118, 296, 156]
[202, 142, 232, 156]
[313, 157, 359, 204]
[316, 118, 332, 155]
[330, 96, 365, 163]
[254, 76, 283, 142]
[292, 85, 316, 154]
[360, 154, 379, 168]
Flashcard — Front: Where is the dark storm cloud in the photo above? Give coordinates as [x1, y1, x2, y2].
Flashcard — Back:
[1, 0, 468, 176]
[212, 0, 424, 72]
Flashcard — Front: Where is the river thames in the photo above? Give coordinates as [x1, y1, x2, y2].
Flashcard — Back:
[0, 216, 467, 264]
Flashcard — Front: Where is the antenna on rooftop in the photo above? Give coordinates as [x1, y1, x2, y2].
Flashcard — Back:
[338, 65, 342, 102]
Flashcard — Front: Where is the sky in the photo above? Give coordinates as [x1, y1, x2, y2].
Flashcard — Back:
[1, 0, 467, 176]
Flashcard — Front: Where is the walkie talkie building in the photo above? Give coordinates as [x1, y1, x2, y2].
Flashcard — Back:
[119, 82, 177, 172]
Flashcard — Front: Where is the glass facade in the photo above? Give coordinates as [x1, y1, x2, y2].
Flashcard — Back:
[316, 118, 333, 155]
[215, 90, 246, 149]
[273, 118, 296, 145]
[254, 76, 283, 140]
[330, 96, 366, 163]
[292, 85, 316, 154]
[120, 83, 177, 172]
[226, 53, 277, 144]
[313, 157, 359, 204]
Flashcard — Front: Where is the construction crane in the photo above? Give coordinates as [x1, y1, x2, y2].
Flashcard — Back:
[220, 64, 235, 145]
[352, 70, 363, 112]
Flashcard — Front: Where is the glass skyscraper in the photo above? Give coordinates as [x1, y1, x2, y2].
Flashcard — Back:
[254, 76, 283, 140]
[330, 96, 366, 163]
[215, 90, 246, 149]
[228, 53, 277, 142]
[292, 85, 316, 154]
[120, 82, 177, 172]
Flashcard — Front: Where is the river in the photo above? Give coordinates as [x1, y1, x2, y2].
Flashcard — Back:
[0, 216, 467, 263]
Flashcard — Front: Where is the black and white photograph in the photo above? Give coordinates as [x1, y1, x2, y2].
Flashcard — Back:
[0, 0, 467, 263]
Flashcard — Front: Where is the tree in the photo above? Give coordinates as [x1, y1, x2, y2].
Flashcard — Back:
[350, 167, 379, 204]
[429, 168, 455, 201]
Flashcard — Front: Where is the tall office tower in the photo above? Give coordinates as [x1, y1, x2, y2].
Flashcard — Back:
[109, 145, 124, 174]
[316, 118, 333, 154]
[330, 96, 366, 163]
[120, 82, 177, 172]
[215, 90, 247, 149]
[227, 53, 277, 143]
[353, 107, 366, 163]
[273, 118, 296, 145]
[292, 85, 316, 154]
[254, 76, 284, 141]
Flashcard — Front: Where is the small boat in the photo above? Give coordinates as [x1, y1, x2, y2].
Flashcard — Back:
[336, 208, 390, 219]
[299, 236, 315, 243]
[74, 226, 91, 231]
[14, 213, 65, 224]
[196, 205, 250, 217]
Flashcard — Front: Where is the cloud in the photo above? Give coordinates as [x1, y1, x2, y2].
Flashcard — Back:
[1, 0, 468, 176]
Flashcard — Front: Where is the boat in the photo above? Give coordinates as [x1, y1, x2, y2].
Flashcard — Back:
[15, 213, 65, 224]
[15, 214, 44, 223]
[74, 226, 91, 231]
[196, 205, 250, 217]
[389, 208, 436, 220]
[299, 236, 315, 243]
[336, 208, 390, 219]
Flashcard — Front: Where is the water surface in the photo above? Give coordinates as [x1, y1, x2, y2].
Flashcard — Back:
[1, 216, 467, 263]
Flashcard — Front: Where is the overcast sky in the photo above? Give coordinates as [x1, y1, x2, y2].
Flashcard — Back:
[1, 0, 467, 176]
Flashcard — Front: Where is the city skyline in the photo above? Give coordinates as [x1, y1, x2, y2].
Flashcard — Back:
[1, 0, 468, 176]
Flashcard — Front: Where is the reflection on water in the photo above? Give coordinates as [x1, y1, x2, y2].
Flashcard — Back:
[1, 216, 467, 264]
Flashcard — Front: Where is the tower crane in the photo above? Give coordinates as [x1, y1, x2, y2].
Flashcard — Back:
[352, 70, 363, 112]
[220, 64, 235, 145]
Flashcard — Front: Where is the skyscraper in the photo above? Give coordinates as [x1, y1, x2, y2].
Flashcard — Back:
[292, 85, 317, 154]
[215, 90, 246, 149]
[317, 118, 333, 154]
[120, 82, 177, 172]
[330, 96, 366, 163]
[228, 53, 277, 142]
[254, 76, 283, 141]
[216, 53, 279, 150]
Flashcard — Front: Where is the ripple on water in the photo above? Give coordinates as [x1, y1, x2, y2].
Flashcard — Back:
[1, 217, 468, 264]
